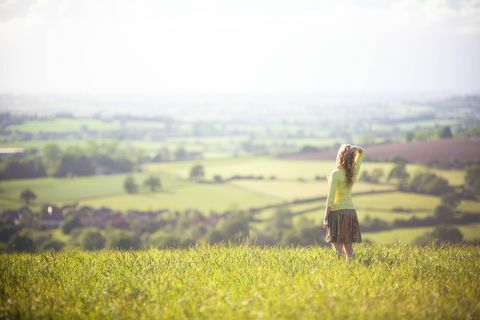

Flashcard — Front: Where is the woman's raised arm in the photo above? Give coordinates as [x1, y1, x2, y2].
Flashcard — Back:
[352, 145, 364, 176]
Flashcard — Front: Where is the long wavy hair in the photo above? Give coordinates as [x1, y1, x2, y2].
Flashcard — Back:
[336, 144, 357, 186]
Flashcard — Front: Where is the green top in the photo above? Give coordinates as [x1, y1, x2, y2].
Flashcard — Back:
[326, 150, 364, 210]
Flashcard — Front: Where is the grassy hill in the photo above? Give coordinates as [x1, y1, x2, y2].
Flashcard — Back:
[1, 244, 479, 319]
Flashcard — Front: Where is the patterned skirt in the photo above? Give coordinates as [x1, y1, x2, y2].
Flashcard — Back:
[325, 209, 362, 243]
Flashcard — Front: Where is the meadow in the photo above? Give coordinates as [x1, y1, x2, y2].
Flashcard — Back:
[1, 244, 479, 319]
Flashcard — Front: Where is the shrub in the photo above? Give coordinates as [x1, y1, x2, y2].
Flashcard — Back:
[404, 172, 452, 195]
[7, 234, 36, 252]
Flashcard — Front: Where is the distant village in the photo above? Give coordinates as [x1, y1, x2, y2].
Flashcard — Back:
[2, 204, 228, 231]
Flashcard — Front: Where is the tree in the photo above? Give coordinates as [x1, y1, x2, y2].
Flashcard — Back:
[189, 164, 205, 181]
[360, 169, 383, 183]
[387, 161, 409, 182]
[438, 126, 453, 139]
[106, 230, 140, 249]
[174, 147, 187, 160]
[20, 189, 36, 205]
[220, 212, 251, 243]
[144, 175, 161, 191]
[405, 131, 415, 142]
[430, 226, 463, 243]
[0, 224, 18, 243]
[406, 172, 451, 195]
[465, 164, 480, 199]
[39, 239, 65, 251]
[265, 206, 293, 241]
[43, 144, 62, 176]
[55, 152, 95, 177]
[359, 170, 372, 182]
[413, 226, 463, 246]
[434, 204, 454, 223]
[148, 231, 181, 248]
[0, 157, 46, 179]
[72, 229, 105, 250]
[370, 168, 384, 182]
[61, 214, 81, 234]
[441, 191, 461, 209]
[7, 234, 36, 252]
[207, 230, 225, 244]
[124, 176, 138, 193]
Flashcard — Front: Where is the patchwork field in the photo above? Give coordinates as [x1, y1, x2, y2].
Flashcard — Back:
[229, 180, 395, 201]
[285, 137, 480, 163]
[2, 155, 479, 244]
[78, 183, 280, 212]
[251, 191, 480, 228]
[143, 157, 466, 185]
[0, 157, 475, 215]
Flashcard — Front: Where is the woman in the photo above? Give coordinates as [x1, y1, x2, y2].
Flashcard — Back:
[323, 144, 364, 261]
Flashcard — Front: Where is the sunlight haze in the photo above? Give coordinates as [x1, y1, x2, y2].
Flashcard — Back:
[0, 0, 479, 95]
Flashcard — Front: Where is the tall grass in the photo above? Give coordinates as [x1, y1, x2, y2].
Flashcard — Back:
[1, 244, 479, 319]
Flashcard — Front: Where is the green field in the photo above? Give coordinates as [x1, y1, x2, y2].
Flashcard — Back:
[144, 157, 466, 186]
[7, 119, 121, 133]
[0, 172, 280, 212]
[1, 245, 479, 319]
[0, 172, 185, 209]
[250, 191, 480, 233]
[230, 180, 395, 201]
[79, 183, 280, 212]
[1, 156, 477, 217]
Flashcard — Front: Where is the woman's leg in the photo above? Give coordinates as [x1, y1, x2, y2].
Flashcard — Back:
[331, 242, 343, 257]
[343, 243, 354, 260]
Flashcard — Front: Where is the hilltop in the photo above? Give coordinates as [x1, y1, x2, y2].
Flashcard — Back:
[1, 244, 479, 319]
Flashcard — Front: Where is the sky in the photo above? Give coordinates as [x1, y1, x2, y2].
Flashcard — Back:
[0, 0, 479, 96]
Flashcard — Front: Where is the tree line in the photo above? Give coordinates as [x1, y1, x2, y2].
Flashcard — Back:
[0, 142, 204, 180]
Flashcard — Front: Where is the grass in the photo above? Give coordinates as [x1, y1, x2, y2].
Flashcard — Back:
[1, 244, 479, 319]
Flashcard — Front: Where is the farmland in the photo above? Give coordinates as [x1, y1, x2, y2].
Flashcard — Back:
[143, 157, 466, 185]
[1, 94, 480, 251]
[0, 157, 474, 215]
[1, 244, 479, 319]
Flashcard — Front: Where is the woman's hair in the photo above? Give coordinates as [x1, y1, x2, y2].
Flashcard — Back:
[336, 144, 357, 186]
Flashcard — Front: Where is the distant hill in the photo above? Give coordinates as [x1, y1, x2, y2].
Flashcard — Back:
[282, 138, 480, 163]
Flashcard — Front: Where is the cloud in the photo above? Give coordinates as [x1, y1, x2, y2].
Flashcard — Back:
[0, 0, 479, 94]
[0, 0, 37, 22]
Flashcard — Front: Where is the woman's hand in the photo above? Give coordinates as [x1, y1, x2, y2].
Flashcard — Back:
[352, 144, 363, 154]
[323, 207, 331, 230]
